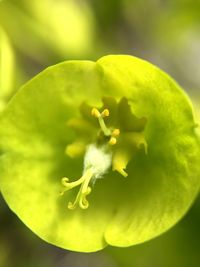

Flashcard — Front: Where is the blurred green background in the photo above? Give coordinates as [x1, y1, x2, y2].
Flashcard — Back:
[0, 0, 200, 266]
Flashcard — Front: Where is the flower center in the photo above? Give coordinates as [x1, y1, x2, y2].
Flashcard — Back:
[60, 97, 147, 210]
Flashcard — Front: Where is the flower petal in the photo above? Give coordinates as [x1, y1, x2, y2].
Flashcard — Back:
[0, 60, 116, 252]
[97, 55, 200, 246]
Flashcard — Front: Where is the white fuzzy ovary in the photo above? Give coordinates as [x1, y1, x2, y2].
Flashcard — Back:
[83, 144, 112, 179]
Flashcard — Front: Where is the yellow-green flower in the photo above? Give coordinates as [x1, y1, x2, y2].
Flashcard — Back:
[0, 55, 199, 252]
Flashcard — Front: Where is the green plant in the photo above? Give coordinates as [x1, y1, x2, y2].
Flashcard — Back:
[0, 55, 199, 252]
[0, 26, 15, 111]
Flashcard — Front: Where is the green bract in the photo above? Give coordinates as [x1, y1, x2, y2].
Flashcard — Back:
[0, 55, 199, 252]
[0, 26, 15, 111]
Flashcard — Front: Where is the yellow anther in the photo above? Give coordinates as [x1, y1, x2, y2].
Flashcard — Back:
[101, 109, 109, 118]
[91, 108, 101, 118]
[112, 128, 120, 137]
[109, 137, 117, 145]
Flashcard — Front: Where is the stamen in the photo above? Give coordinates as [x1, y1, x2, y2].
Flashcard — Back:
[91, 108, 101, 118]
[109, 137, 117, 145]
[112, 128, 120, 137]
[60, 169, 93, 210]
[108, 128, 120, 145]
[91, 108, 111, 136]
[101, 109, 109, 118]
